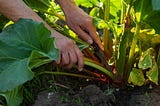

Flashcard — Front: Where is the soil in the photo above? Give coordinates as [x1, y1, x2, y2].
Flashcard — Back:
[33, 76, 160, 106]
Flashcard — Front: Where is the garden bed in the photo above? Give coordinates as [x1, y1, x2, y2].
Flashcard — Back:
[23, 75, 160, 106]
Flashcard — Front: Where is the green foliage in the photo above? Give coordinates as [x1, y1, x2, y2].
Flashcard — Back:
[116, 29, 130, 74]
[128, 68, 145, 86]
[75, 0, 100, 8]
[138, 48, 153, 69]
[146, 62, 158, 85]
[0, 14, 9, 30]
[0, 86, 23, 106]
[134, 0, 160, 33]
[0, 19, 59, 105]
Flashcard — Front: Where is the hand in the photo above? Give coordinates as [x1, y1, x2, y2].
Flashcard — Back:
[65, 7, 104, 50]
[56, 0, 104, 50]
[52, 31, 84, 71]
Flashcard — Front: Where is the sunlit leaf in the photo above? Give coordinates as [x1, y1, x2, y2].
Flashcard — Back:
[89, 7, 100, 17]
[138, 48, 154, 69]
[93, 17, 109, 29]
[24, 0, 62, 16]
[128, 68, 145, 86]
[110, 0, 121, 21]
[146, 61, 158, 85]
[139, 28, 155, 40]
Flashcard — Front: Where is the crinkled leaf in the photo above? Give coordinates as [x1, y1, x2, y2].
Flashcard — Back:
[146, 62, 158, 85]
[0, 86, 23, 106]
[128, 68, 145, 86]
[138, 48, 153, 69]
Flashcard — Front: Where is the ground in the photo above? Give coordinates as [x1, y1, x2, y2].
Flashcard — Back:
[32, 75, 160, 106]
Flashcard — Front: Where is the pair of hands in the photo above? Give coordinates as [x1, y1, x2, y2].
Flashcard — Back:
[0, 0, 102, 71]
[54, 5, 103, 71]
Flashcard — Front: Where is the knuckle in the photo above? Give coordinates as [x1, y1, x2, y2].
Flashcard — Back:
[72, 58, 77, 64]
[86, 18, 93, 24]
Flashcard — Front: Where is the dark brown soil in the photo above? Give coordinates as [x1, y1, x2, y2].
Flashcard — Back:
[33, 76, 160, 106]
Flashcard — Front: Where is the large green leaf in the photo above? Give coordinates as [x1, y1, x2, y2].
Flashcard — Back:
[0, 19, 59, 105]
[134, 0, 160, 34]
[0, 42, 33, 92]
[0, 19, 59, 56]
[0, 19, 59, 92]
[128, 68, 145, 86]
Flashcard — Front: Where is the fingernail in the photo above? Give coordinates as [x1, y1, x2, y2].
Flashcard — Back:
[78, 68, 83, 71]
[87, 39, 93, 44]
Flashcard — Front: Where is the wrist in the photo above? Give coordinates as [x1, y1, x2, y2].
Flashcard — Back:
[56, 0, 77, 15]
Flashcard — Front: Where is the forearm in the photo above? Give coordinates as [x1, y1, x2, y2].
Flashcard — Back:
[0, 0, 43, 22]
[0, 0, 59, 37]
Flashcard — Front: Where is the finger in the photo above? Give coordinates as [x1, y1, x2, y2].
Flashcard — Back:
[64, 47, 77, 69]
[61, 51, 70, 66]
[74, 46, 84, 71]
[74, 26, 93, 45]
[88, 26, 104, 51]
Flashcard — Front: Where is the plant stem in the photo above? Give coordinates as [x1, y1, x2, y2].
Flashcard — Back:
[84, 57, 114, 79]
[37, 71, 95, 79]
[120, 0, 125, 24]
[124, 23, 140, 83]
[103, 0, 112, 57]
